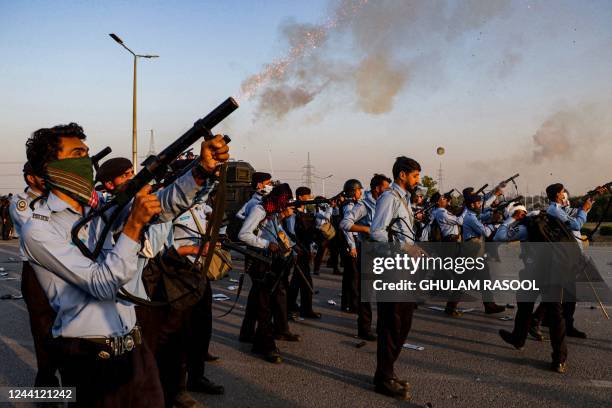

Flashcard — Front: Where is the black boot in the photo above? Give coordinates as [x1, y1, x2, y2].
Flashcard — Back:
[499, 329, 524, 350]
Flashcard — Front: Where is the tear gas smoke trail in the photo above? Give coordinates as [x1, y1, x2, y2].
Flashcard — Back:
[236, 0, 368, 101]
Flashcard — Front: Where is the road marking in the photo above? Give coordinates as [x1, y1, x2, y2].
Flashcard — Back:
[0, 335, 36, 370]
[590, 380, 612, 388]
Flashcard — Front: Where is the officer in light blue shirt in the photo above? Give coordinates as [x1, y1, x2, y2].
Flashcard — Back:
[369, 156, 421, 400]
[462, 194, 495, 241]
[20, 123, 229, 406]
[235, 172, 272, 220]
[493, 204, 528, 242]
[430, 192, 464, 241]
[237, 183, 299, 364]
[340, 174, 391, 341]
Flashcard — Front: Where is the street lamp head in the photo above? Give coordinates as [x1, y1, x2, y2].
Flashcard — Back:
[109, 33, 124, 44]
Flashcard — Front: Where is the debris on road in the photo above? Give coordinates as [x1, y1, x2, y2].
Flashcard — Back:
[0, 294, 23, 300]
[355, 341, 367, 348]
[227, 285, 238, 291]
[327, 299, 337, 306]
[499, 316, 513, 321]
[229, 278, 239, 283]
[403, 343, 425, 351]
[0, 277, 17, 281]
[212, 294, 231, 301]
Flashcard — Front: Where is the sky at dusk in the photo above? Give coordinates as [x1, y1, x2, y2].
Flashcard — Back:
[1, 0, 611, 196]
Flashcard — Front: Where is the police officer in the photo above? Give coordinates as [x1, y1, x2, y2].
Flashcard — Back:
[238, 183, 299, 363]
[370, 156, 422, 400]
[461, 193, 506, 314]
[530, 183, 593, 339]
[340, 179, 363, 313]
[340, 174, 390, 341]
[495, 203, 569, 373]
[21, 123, 228, 406]
[9, 162, 59, 387]
[235, 172, 272, 220]
[286, 186, 321, 319]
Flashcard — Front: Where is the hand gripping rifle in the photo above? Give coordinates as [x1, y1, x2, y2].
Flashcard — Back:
[583, 181, 612, 242]
[71, 97, 239, 260]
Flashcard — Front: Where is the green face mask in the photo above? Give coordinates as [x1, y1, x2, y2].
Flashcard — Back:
[46, 157, 97, 206]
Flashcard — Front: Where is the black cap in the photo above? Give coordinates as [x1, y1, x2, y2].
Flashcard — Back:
[295, 186, 311, 197]
[96, 157, 133, 183]
[462, 187, 474, 199]
[251, 171, 272, 189]
[464, 193, 483, 204]
[343, 179, 363, 196]
[546, 183, 564, 201]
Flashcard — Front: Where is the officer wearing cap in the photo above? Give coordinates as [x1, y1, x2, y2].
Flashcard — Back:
[494, 201, 569, 373]
[529, 183, 593, 340]
[458, 193, 506, 315]
[339, 179, 363, 313]
[238, 183, 300, 363]
[235, 171, 272, 220]
[340, 174, 390, 341]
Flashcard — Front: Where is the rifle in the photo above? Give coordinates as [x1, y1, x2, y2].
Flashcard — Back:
[416, 189, 456, 216]
[494, 195, 524, 212]
[498, 173, 519, 187]
[219, 239, 272, 266]
[474, 183, 488, 195]
[584, 182, 612, 199]
[71, 97, 239, 260]
[287, 198, 331, 207]
[91, 146, 112, 171]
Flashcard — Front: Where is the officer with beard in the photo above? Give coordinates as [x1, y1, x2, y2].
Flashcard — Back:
[369, 156, 421, 400]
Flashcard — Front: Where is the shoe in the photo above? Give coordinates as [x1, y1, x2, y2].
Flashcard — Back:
[551, 361, 567, 374]
[484, 302, 506, 314]
[392, 376, 410, 389]
[567, 327, 587, 339]
[173, 391, 204, 408]
[205, 353, 220, 362]
[374, 379, 411, 400]
[444, 308, 464, 318]
[254, 349, 283, 364]
[358, 332, 377, 341]
[301, 311, 322, 319]
[187, 376, 225, 395]
[528, 324, 544, 342]
[499, 329, 524, 350]
[275, 332, 302, 342]
[239, 335, 254, 343]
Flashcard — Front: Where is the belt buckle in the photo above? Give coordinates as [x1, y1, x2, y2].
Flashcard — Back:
[123, 335, 135, 352]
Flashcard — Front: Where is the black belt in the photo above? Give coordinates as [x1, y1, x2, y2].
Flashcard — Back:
[79, 325, 142, 359]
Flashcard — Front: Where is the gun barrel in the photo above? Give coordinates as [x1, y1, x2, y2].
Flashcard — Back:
[585, 181, 612, 197]
[501, 173, 520, 185]
[288, 199, 330, 207]
[91, 146, 112, 170]
[474, 184, 488, 195]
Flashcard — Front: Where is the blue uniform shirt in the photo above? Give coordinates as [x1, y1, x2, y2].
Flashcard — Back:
[238, 204, 295, 251]
[340, 190, 376, 245]
[371, 182, 415, 244]
[236, 192, 262, 220]
[431, 207, 463, 238]
[462, 209, 494, 241]
[493, 217, 528, 242]
[22, 171, 213, 338]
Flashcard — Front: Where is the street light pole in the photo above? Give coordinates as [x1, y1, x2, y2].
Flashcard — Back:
[109, 33, 158, 167]
[132, 55, 137, 167]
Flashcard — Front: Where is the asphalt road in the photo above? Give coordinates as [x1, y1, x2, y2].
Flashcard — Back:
[0, 239, 611, 408]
